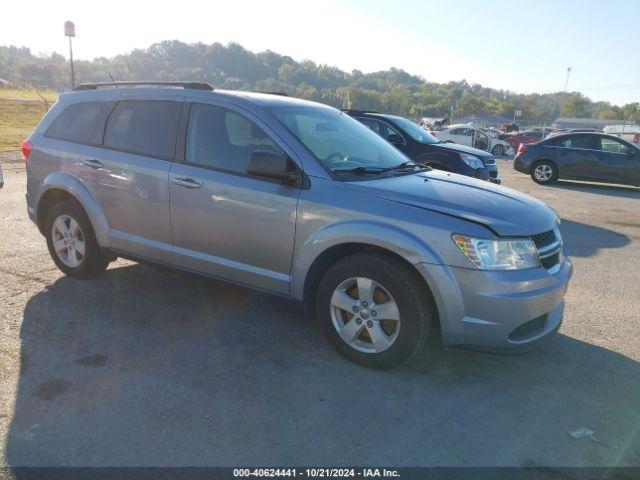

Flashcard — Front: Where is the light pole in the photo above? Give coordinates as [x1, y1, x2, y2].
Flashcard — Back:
[64, 21, 76, 90]
[564, 67, 572, 92]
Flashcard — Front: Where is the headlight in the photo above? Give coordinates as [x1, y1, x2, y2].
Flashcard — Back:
[452, 234, 540, 270]
[459, 153, 484, 169]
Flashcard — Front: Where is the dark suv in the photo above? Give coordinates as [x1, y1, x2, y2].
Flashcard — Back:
[345, 111, 501, 184]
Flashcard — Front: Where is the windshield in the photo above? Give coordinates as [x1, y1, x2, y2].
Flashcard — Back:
[389, 116, 440, 144]
[268, 106, 415, 175]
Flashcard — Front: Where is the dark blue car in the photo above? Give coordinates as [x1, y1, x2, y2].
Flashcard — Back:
[345, 111, 501, 184]
[514, 132, 640, 186]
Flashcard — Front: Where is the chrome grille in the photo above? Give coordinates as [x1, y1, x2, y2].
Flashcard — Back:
[532, 228, 563, 273]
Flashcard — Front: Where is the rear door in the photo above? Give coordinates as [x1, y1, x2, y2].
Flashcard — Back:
[83, 98, 182, 263]
[449, 128, 472, 146]
[591, 136, 640, 185]
[168, 100, 300, 294]
[552, 134, 600, 180]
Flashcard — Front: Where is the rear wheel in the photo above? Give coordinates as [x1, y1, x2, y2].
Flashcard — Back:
[45, 200, 110, 278]
[316, 253, 434, 369]
[531, 160, 558, 184]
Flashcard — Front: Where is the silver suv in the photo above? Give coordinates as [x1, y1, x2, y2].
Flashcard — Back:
[24, 82, 572, 369]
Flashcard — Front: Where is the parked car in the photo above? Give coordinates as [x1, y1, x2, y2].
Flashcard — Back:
[24, 81, 572, 369]
[431, 124, 514, 156]
[345, 111, 500, 184]
[504, 130, 544, 150]
[514, 132, 640, 186]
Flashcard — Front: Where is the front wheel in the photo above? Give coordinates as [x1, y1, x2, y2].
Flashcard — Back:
[491, 144, 505, 156]
[316, 253, 434, 369]
[45, 200, 111, 279]
[531, 160, 558, 184]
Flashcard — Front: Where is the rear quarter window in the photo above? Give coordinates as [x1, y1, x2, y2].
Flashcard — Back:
[45, 102, 111, 145]
[104, 100, 181, 159]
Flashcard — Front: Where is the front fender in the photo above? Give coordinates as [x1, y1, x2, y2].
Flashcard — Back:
[36, 172, 110, 246]
[290, 219, 443, 300]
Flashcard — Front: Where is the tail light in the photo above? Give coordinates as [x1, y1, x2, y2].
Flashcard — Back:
[517, 144, 527, 156]
[22, 139, 33, 162]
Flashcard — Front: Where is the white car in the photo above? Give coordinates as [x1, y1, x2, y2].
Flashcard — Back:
[431, 124, 514, 156]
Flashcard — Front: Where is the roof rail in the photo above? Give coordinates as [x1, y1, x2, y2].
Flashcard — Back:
[341, 109, 379, 115]
[75, 81, 213, 91]
[254, 91, 289, 97]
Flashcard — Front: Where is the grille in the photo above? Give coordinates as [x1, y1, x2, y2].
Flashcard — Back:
[490, 170, 498, 178]
[531, 230, 556, 249]
[509, 315, 547, 342]
[541, 252, 560, 269]
[531, 229, 562, 271]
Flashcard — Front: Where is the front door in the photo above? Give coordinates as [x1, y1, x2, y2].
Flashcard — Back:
[169, 101, 300, 294]
[591, 136, 640, 185]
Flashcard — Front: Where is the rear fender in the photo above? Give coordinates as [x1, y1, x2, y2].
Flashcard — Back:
[36, 172, 110, 246]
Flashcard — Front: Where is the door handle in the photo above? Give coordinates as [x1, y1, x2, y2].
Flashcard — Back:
[173, 177, 202, 189]
[82, 158, 103, 169]
[559, 151, 568, 156]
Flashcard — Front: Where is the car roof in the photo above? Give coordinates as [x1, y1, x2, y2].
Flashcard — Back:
[544, 132, 634, 142]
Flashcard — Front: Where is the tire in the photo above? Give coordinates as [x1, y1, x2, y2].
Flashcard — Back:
[45, 199, 110, 279]
[491, 144, 505, 156]
[316, 253, 435, 369]
[531, 160, 558, 184]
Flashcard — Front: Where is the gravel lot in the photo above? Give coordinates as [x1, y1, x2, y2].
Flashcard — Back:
[1, 152, 639, 467]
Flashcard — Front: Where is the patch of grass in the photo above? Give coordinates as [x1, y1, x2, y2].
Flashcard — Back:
[0, 98, 50, 152]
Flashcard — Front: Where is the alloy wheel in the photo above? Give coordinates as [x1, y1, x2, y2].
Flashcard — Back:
[329, 276, 401, 353]
[534, 164, 553, 182]
[51, 214, 86, 268]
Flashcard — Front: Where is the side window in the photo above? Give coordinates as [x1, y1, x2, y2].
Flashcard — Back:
[555, 135, 592, 149]
[594, 137, 632, 155]
[357, 118, 382, 136]
[451, 128, 470, 136]
[45, 102, 110, 145]
[357, 118, 404, 143]
[104, 101, 181, 159]
[186, 103, 281, 174]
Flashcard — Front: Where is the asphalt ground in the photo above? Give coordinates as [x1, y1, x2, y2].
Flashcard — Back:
[1, 152, 639, 467]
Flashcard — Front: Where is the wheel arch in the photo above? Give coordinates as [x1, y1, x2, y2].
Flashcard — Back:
[531, 158, 559, 175]
[300, 242, 439, 327]
[35, 172, 110, 246]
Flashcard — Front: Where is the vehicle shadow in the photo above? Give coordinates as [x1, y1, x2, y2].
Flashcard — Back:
[5, 263, 640, 467]
[559, 219, 630, 258]
[551, 180, 640, 200]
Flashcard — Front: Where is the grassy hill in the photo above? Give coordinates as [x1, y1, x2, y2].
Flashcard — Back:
[0, 89, 57, 152]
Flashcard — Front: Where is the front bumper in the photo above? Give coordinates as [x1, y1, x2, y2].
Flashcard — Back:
[475, 165, 501, 184]
[416, 254, 572, 353]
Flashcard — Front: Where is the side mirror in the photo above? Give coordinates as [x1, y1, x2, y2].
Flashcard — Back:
[247, 150, 299, 184]
[387, 133, 404, 145]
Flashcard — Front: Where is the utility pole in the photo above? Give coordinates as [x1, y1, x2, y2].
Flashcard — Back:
[564, 67, 572, 92]
[64, 21, 76, 90]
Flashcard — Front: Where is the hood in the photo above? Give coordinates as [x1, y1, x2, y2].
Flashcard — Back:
[346, 170, 557, 236]
[431, 141, 493, 158]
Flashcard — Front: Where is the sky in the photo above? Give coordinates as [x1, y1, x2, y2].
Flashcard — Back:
[2, 0, 639, 105]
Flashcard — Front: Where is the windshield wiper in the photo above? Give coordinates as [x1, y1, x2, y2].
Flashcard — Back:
[332, 166, 385, 174]
[381, 161, 431, 172]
